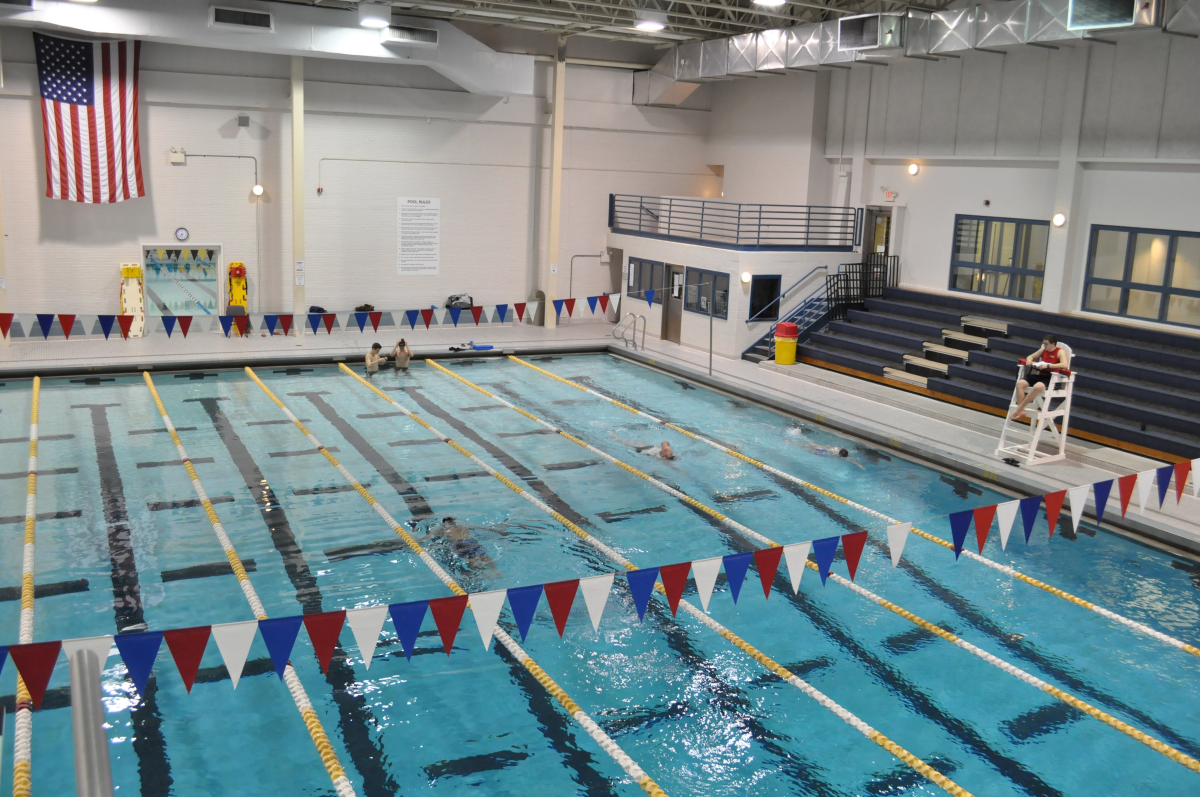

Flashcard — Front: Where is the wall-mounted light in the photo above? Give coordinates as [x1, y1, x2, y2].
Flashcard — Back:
[634, 10, 667, 31]
[252, 184, 264, 196]
[908, 163, 920, 176]
[1052, 213, 1066, 227]
[358, 2, 392, 28]
[741, 271, 752, 284]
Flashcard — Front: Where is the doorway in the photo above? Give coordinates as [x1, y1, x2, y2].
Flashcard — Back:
[864, 208, 892, 254]
[663, 264, 684, 343]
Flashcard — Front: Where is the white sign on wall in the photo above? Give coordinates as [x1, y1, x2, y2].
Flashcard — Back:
[397, 197, 441, 276]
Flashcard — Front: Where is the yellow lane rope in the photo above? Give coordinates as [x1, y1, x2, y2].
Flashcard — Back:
[434, 358, 1200, 777]
[12, 377, 40, 797]
[244, 366, 668, 797]
[350, 362, 970, 797]
[142, 373, 356, 797]
[508, 355, 1200, 660]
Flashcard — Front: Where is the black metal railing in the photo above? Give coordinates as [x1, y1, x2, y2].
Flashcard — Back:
[826, 254, 899, 321]
[609, 194, 859, 250]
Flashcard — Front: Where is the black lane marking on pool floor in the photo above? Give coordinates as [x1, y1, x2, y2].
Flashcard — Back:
[0, 509, 82, 524]
[293, 482, 372, 496]
[295, 390, 616, 791]
[423, 749, 529, 782]
[174, 372, 218, 380]
[356, 411, 406, 420]
[128, 426, 197, 436]
[458, 404, 505, 412]
[596, 505, 667, 523]
[137, 457, 215, 469]
[1001, 702, 1080, 744]
[713, 488, 777, 504]
[190, 396, 401, 797]
[73, 402, 172, 795]
[246, 418, 311, 426]
[0, 434, 75, 443]
[0, 467, 77, 479]
[161, 559, 258, 583]
[323, 539, 408, 562]
[424, 471, 489, 482]
[543, 460, 599, 471]
[495, 429, 555, 438]
[70, 377, 115, 385]
[269, 446, 340, 458]
[387, 438, 441, 447]
[147, 496, 235, 511]
[0, 579, 89, 602]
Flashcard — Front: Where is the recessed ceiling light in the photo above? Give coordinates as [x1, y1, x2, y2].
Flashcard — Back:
[358, 2, 392, 29]
[752, 0, 787, 6]
[634, 10, 667, 31]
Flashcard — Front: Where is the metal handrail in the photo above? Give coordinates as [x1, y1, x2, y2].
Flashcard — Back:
[613, 313, 646, 350]
[745, 265, 830, 325]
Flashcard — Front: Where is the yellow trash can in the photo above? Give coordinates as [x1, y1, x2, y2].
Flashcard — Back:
[774, 322, 799, 365]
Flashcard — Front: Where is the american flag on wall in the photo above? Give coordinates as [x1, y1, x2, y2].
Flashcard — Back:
[33, 32, 145, 203]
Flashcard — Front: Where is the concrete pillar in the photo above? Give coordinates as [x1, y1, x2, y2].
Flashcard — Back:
[0, 146, 8, 348]
[544, 46, 566, 328]
[291, 56, 306, 334]
[1041, 45, 1091, 314]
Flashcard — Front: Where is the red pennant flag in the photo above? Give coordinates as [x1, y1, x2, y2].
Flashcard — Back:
[470, 306, 484, 325]
[973, 505, 997, 553]
[303, 610, 347, 674]
[117, 315, 134, 339]
[563, 298, 576, 317]
[514, 302, 527, 322]
[9, 641, 62, 710]
[58, 314, 76, 340]
[841, 531, 869, 581]
[542, 579, 580, 637]
[753, 547, 784, 599]
[177, 316, 193, 337]
[278, 315, 293, 336]
[1118, 474, 1137, 517]
[658, 562, 692, 616]
[163, 626, 211, 693]
[368, 311, 382, 332]
[1175, 460, 1192, 503]
[428, 595, 469, 655]
[598, 295, 609, 313]
[0, 313, 13, 339]
[420, 308, 434, 329]
[321, 313, 336, 334]
[1044, 490, 1066, 536]
[233, 316, 249, 336]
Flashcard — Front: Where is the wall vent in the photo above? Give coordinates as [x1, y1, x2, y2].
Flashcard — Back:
[1067, 0, 1162, 29]
[210, 6, 274, 31]
[838, 13, 906, 51]
[381, 25, 439, 48]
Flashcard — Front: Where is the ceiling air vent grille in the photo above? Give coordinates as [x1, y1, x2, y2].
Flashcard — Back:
[838, 13, 905, 51]
[382, 25, 439, 47]
[1067, 0, 1162, 29]
[211, 7, 274, 31]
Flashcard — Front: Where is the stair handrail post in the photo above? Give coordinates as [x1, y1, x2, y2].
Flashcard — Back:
[699, 200, 706, 242]
[666, 197, 673, 238]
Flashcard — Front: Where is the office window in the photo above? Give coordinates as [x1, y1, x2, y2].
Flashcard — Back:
[1083, 225, 1200, 329]
[948, 215, 1049, 303]
[627, 258, 664, 305]
[684, 268, 729, 319]
[748, 275, 781, 322]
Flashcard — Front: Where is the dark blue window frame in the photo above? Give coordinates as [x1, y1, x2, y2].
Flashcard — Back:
[748, 274, 782, 322]
[1082, 224, 1200, 330]
[947, 214, 1050, 304]
[627, 257, 664, 305]
[684, 267, 729, 320]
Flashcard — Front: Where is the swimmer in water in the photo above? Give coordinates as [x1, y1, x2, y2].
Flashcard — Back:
[609, 430, 678, 460]
[785, 434, 865, 470]
[417, 516, 495, 573]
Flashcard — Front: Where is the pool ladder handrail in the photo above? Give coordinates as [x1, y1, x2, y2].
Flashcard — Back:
[613, 312, 646, 350]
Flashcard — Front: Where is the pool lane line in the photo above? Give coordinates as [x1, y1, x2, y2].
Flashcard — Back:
[245, 367, 670, 797]
[12, 378, 39, 797]
[183, 397, 398, 796]
[143, 375, 358, 797]
[508, 355, 1200, 661]
[344, 363, 971, 797]
[434, 359, 1200, 779]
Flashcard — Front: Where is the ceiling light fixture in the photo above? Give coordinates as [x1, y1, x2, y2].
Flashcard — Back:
[1052, 213, 1066, 227]
[908, 163, 920, 175]
[752, 0, 787, 7]
[634, 10, 667, 31]
[358, 2, 392, 29]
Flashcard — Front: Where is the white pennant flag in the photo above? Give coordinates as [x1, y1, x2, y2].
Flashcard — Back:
[579, 573, 615, 632]
[211, 620, 259, 688]
[526, 302, 540, 324]
[62, 634, 114, 667]
[996, 501, 1020, 550]
[885, 523, 910, 567]
[782, 542, 812, 591]
[611, 293, 622, 317]
[1068, 485, 1090, 533]
[1136, 470, 1155, 514]
[691, 557, 722, 610]
[1193, 459, 1200, 499]
[345, 606, 389, 670]
[468, 590, 507, 650]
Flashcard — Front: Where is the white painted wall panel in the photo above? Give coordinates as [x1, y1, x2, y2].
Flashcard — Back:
[1078, 43, 1114, 158]
[882, 60, 925, 156]
[995, 48, 1047, 157]
[824, 69, 850, 159]
[1038, 47, 1069, 158]
[917, 58, 963, 156]
[1156, 37, 1200, 159]
[1103, 34, 1170, 158]
[954, 52, 1004, 155]
[864, 66, 890, 157]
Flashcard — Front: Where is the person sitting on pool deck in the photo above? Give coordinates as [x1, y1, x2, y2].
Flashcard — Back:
[365, 343, 388, 373]
[390, 338, 413, 371]
[1009, 334, 1069, 421]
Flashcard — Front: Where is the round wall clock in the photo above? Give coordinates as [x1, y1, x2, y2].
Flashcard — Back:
[175, 227, 189, 241]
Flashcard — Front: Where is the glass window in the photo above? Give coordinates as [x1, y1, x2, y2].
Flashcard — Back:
[949, 215, 1049, 302]
[629, 258, 664, 304]
[748, 276, 781, 321]
[684, 268, 729, 319]
[1083, 226, 1200, 329]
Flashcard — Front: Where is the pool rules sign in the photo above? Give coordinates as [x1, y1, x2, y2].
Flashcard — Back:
[397, 197, 440, 276]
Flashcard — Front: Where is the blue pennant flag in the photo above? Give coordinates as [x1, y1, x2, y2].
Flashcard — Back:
[1019, 495, 1043, 543]
[389, 600, 428, 661]
[354, 312, 368, 333]
[1156, 464, 1174, 507]
[405, 310, 419, 330]
[264, 315, 279, 335]
[645, 289, 655, 307]
[552, 299, 564, 319]
[161, 316, 177, 337]
[626, 567, 660, 621]
[36, 314, 55, 339]
[722, 552, 753, 603]
[219, 316, 234, 337]
[587, 296, 598, 314]
[507, 584, 543, 641]
[949, 510, 973, 559]
[449, 307, 462, 327]
[1093, 479, 1113, 522]
[811, 536, 840, 585]
[308, 314, 322, 334]
[495, 304, 509, 324]
[114, 631, 163, 698]
[98, 315, 116, 339]
[258, 616, 303, 679]
[0, 645, 7, 678]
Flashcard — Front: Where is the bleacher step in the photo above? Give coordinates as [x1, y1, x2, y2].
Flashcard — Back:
[883, 367, 927, 387]
[922, 342, 971, 364]
[961, 315, 1008, 336]
[943, 329, 989, 350]
[904, 354, 949, 377]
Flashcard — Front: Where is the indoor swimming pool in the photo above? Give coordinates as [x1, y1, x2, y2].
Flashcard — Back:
[1, 353, 1197, 796]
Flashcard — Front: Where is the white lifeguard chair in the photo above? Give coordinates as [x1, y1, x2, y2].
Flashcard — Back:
[995, 344, 1075, 466]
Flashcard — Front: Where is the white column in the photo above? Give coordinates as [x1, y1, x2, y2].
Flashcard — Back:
[544, 49, 566, 328]
[0, 150, 8, 349]
[291, 56, 306, 334]
[844, 66, 875, 256]
[1040, 45, 1091, 314]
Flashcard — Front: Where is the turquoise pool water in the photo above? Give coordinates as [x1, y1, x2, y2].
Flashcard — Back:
[0, 353, 1197, 796]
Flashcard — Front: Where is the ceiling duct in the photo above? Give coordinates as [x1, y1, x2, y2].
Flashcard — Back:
[756, 29, 788, 72]
[699, 38, 732, 80]
[819, 20, 858, 64]
[1068, 0, 1163, 29]
[785, 23, 822, 70]
[1165, 0, 1200, 33]
[727, 32, 760, 75]
[838, 13, 906, 52]
[675, 41, 704, 82]
[975, 0, 1029, 48]
[930, 8, 976, 53]
[382, 24, 439, 48]
[636, 46, 700, 105]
